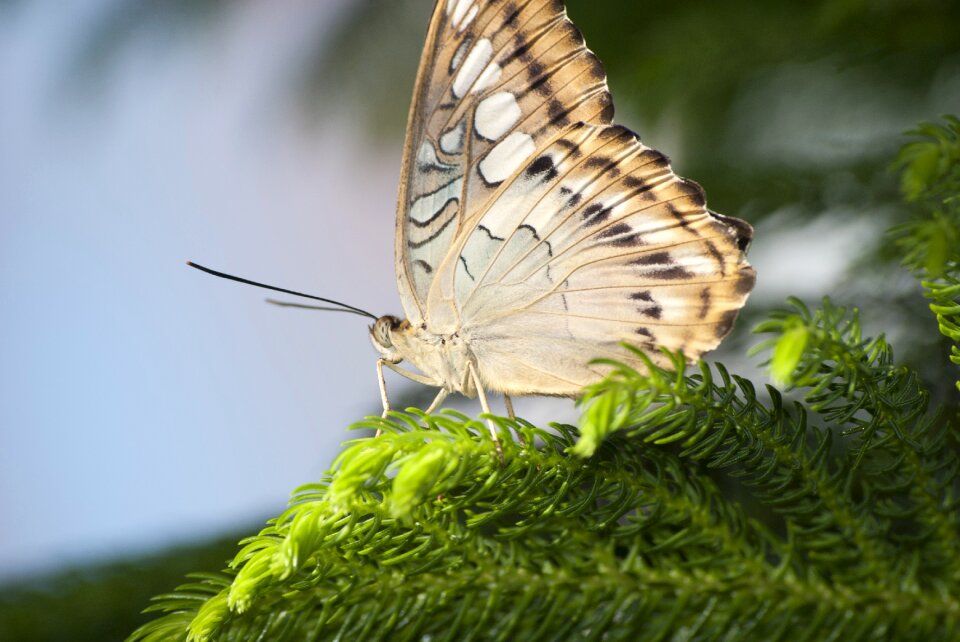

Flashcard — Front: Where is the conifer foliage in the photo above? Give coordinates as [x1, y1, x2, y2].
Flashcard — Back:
[129, 118, 960, 641]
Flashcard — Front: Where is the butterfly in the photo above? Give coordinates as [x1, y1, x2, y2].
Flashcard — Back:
[369, 0, 755, 447]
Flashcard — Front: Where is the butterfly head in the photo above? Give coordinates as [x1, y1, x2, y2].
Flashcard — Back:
[370, 315, 408, 363]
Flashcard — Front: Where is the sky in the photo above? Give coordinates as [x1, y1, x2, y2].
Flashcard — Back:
[0, 0, 407, 580]
[0, 0, 926, 583]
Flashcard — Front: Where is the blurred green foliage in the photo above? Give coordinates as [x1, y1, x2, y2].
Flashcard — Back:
[0, 534, 247, 642]
[891, 117, 960, 389]
[303, 0, 960, 215]
[76, 0, 959, 217]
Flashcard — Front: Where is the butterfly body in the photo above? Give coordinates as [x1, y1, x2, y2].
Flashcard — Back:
[373, 316, 480, 397]
[372, 0, 756, 417]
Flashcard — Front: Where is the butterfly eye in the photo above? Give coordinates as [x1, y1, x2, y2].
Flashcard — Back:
[372, 316, 402, 350]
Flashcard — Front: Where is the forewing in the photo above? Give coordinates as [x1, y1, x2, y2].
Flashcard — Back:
[397, 0, 612, 325]
[455, 123, 756, 395]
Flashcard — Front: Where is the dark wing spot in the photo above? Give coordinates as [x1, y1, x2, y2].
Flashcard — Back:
[562, 21, 585, 46]
[638, 149, 669, 168]
[528, 58, 545, 77]
[526, 155, 558, 182]
[599, 100, 615, 123]
[698, 287, 711, 318]
[558, 185, 584, 207]
[418, 158, 456, 174]
[675, 178, 706, 207]
[459, 255, 475, 281]
[449, 36, 473, 75]
[412, 175, 464, 204]
[548, 99, 570, 127]
[625, 178, 657, 201]
[584, 155, 621, 178]
[408, 214, 456, 248]
[555, 139, 582, 157]
[518, 224, 541, 240]
[631, 252, 693, 280]
[504, 3, 520, 25]
[666, 203, 691, 229]
[477, 224, 505, 241]
[410, 197, 458, 228]
[635, 327, 654, 340]
[715, 310, 739, 338]
[601, 222, 632, 238]
[735, 269, 757, 294]
[413, 260, 433, 274]
[599, 125, 637, 142]
[600, 222, 645, 246]
[587, 55, 606, 81]
[582, 203, 612, 226]
[528, 68, 550, 95]
[630, 291, 662, 319]
[711, 211, 754, 252]
[507, 38, 533, 64]
[704, 240, 726, 276]
[657, 266, 694, 280]
[631, 251, 671, 266]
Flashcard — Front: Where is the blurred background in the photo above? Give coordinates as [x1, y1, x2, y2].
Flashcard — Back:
[1, 0, 958, 638]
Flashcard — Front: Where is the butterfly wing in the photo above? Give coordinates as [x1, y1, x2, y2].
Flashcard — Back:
[455, 124, 756, 395]
[399, 0, 755, 396]
[396, 0, 612, 326]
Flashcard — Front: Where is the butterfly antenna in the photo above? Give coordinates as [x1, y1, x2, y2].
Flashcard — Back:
[187, 261, 378, 320]
[265, 299, 368, 313]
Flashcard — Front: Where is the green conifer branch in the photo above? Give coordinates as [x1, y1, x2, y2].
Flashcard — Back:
[892, 115, 960, 390]
[130, 338, 960, 640]
[754, 298, 960, 586]
[125, 115, 960, 641]
[578, 348, 901, 585]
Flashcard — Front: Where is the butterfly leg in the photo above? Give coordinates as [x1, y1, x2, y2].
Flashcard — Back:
[504, 395, 515, 419]
[375, 358, 392, 437]
[502, 394, 527, 446]
[377, 360, 445, 435]
[467, 361, 503, 463]
[384, 361, 442, 386]
[424, 388, 449, 414]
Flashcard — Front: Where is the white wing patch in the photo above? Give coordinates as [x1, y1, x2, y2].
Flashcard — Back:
[475, 91, 522, 141]
[408, 176, 463, 225]
[453, 38, 494, 98]
[440, 119, 467, 155]
[450, 0, 479, 32]
[417, 140, 456, 173]
[479, 132, 535, 185]
[448, 0, 474, 24]
[449, 36, 472, 73]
